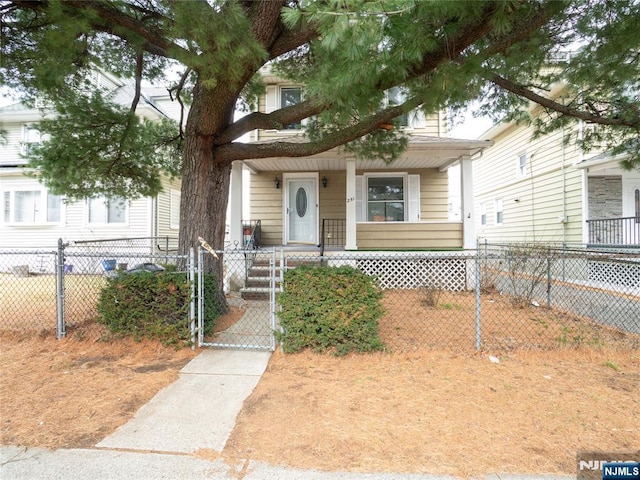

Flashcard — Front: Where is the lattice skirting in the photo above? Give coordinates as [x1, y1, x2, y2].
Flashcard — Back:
[355, 257, 467, 290]
[588, 259, 640, 288]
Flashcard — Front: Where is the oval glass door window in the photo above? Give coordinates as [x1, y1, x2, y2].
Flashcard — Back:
[295, 187, 308, 218]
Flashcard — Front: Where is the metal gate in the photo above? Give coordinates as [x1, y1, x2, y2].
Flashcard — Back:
[197, 247, 277, 350]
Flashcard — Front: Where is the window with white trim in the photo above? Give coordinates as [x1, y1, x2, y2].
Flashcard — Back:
[280, 87, 302, 130]
[88, 197, 126, 224]
[22, 125, 42, 156]
[356, 173, 420, 222]
[170, 189, 180, 229]
[2, 189, 62, 224]
[516, 153, 528, 177]
[385, 87, 409, 128]
[494, 198, 504, 225]
[480, 202, 487, 226]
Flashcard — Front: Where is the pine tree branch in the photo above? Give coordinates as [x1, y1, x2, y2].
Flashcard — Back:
[487, 72, 640, 129]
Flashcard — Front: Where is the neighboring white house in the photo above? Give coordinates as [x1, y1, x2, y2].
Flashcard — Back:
[474, 112, 640, 247]
[0, 72, 182, 250]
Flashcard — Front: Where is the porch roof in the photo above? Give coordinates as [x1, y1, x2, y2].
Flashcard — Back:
[241, 135, 493, 173]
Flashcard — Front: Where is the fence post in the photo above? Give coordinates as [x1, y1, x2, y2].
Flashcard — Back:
[475, 240, 481, 351]
[198, 247, 204, 347]
[189, 247, 196, 349]
[56, 238, 66, 339]
[546, 254, 552, 309]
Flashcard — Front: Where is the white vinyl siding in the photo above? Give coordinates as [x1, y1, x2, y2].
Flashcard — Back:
[474, 122, 585, 243]
[170, 189, 180, 229]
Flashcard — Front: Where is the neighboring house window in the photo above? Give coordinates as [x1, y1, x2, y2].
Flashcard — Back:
[494, 198, 504, 225]
[22, 125, 41, 156]
[385, 87, 409, 128]
[516, 153, 528, 177]
[480, 202, 487, 226]
[280, 87, 302, 130]
[170, 189, 180, 229]
[2, 189, 62, 224]
[88, 197, 126, 224]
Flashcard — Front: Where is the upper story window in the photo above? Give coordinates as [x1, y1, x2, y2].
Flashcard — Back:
[280, 87, 302, 130]
[2, 189, 62, 224]
[88, 197, 126, 224]
[516, 153, 528, 177]
[494, 198, 504, 225]
[385, 87, 409, 128]
[22, 125, 42, 156]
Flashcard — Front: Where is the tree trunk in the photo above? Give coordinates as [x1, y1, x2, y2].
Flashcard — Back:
[178, 81, 236, 313]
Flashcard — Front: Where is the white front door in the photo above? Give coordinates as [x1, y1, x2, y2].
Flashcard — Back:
[286, 176, 318, 244]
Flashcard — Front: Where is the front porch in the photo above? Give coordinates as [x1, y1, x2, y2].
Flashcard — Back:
[229, 135, 492, 252]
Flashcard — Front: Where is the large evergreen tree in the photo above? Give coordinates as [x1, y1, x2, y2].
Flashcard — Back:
[2, 0, 639, 262]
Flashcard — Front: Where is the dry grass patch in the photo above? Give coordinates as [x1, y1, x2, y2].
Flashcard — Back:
[224, 347, 639, 478]
[0, 334, 196, 449]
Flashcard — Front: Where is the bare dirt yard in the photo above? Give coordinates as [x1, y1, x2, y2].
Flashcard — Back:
[1, 299, 639, 478]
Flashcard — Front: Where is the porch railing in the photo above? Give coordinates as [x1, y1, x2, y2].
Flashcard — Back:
[319, 218, 346, 256]
[586, 216, 640, 246]
[241, 219, 261, 249]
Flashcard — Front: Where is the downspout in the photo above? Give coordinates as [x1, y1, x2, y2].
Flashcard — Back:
[560, 127, 567, 244]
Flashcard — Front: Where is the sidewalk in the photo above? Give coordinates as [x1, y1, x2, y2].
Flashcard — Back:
[0, 349, 573, 480]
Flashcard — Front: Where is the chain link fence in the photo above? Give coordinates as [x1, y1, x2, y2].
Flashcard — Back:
[2, 239, 639, 352]
[281, 245, 639, 352]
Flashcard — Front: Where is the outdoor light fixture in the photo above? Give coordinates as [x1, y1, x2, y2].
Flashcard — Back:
[274, 176, 280, 189]
[322, 176, 328, 188]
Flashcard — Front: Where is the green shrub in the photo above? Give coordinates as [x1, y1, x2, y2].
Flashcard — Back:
[97, 271, 220, 346]
[277, 265, 385, 355]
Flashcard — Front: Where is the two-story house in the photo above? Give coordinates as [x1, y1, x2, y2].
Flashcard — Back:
[228, 67, 494, 252]
[0, 72, 182, 250]
[474, 114, 640, 248]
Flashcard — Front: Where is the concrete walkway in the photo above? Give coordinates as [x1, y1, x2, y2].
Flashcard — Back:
[0, 348, 574, 480]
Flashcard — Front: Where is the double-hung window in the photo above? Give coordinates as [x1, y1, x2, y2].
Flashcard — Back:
[2, 189, 62, 224]
[22, 125, 42, 156]
[516, 153, 528, 177]
[280, 87, 302, 130]
[480, 203, 487, 226]
[495, 198, 504, 225]
[367, 176, 405, 221]
[385, 87, 409, 128]
[356, 173, 420, 222]
[88, 197, 126, 224]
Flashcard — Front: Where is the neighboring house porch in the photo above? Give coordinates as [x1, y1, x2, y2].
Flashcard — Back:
[577, 154, 640, 248]
[228, 136, 493, 252]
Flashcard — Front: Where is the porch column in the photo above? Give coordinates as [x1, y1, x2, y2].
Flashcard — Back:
[345, 158, 358, 250]
[229, 161, 244, 246]
[460, 155, 476, 250]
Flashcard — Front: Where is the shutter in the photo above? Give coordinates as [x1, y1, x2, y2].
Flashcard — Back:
[408, 174, 420, 222]
[265, 86, 277, 114]
[355, 175, 364, 222]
